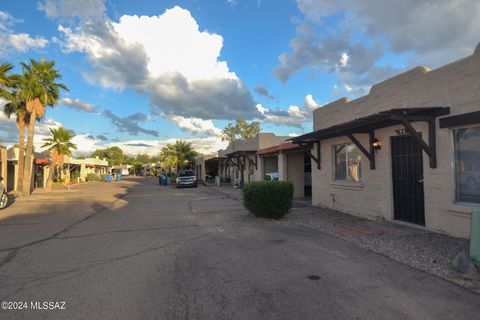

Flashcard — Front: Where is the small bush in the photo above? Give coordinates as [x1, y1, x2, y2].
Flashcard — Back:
[242, 180, 294, 219]
[86, 173, 102, 182]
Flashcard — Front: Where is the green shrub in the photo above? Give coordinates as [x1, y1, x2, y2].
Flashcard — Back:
[242, 180, 294, 219]
[86, 173, 102, 182]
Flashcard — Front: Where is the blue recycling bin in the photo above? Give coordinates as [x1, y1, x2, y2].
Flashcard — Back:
[105, 175, 112, 182]
[160, 175, 168, 185]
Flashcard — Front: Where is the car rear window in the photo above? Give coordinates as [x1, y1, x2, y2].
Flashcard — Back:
[179, 171, 195, 177]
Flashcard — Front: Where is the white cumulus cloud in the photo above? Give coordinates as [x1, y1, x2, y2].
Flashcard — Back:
[0, 11, 48, 55]
[57, 6, 258, 120]
[60, 98, 98, 113]
[167, 115, 222, 137]
[37, 0, 106, 20]
[261, 94, 321, 129]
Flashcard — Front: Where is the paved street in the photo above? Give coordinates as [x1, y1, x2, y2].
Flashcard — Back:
[0, 177, 479, 319]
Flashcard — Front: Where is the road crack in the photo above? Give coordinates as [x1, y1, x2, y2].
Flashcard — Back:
[0, 193, 127, 268]
[0, 232, 212, 300]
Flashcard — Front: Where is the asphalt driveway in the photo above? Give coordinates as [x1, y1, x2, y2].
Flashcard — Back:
[0, 177, 478, 319]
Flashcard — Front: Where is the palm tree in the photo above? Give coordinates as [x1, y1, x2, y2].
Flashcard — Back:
[19, 59, 68, 195]
[0, 62, 24, 191]
[0, 62, 16, 88]
[161, 140, 198, 174]
[42, 127, 77, 190]
[3, 91, 29, 192]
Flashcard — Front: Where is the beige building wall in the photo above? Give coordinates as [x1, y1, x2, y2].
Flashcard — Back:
[220, 133, 288, 184]
[310, 44, 480, 238]
[195, 155, 207, 181]
[278, 154, 287, 181]
[0, 147, 6, 186]
[286, 152, 305, 198]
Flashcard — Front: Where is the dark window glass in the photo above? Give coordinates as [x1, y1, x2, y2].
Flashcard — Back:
[334, 143, 362, 182]
[179, 170, 195, 177]
[454, 126, 480, 203]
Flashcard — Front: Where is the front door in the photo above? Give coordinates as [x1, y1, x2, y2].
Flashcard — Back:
[391, 135, 425, 225]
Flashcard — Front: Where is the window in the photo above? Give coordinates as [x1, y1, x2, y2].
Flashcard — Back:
[333, 143, 362, 182]
[454, 126, 480, 204]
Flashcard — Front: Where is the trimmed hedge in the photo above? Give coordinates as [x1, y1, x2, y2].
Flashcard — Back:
[242, 180, 294, 219]
[86, 173, 102, 182]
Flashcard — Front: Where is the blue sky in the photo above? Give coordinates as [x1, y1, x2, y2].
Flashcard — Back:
[0, 0, 478, 155]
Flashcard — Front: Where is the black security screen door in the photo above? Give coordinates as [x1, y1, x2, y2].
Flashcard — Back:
[391, 135, 425, 225]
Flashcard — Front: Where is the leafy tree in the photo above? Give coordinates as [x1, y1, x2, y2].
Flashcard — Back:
[149, 153, 163, 164]
[221, 117, 261, 143]
[123, 156, 135, 166]
[135, 153, 150, 164]
[42, 127, 77, 190]
[161, 140, 197, 173]
[132, 162, 144, 175]
[20, 59, 68, 195]
[91, 146, 125, 166]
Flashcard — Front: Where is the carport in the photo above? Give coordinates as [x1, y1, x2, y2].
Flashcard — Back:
[225, 150, 257, 185]
[257, 142, 312, 198]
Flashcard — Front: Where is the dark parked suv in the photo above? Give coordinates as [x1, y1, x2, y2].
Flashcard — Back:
[176, 170, 197, 188]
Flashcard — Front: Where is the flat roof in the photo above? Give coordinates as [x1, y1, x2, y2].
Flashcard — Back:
[291, 107, 450, 144]
[224, 150, 257, 157]
[257, 142, 305, 156]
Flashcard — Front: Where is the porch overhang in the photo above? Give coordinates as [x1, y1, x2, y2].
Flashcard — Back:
[291, 107, 450, 169]
[225, 150, 257, 169]
[257, 142, 309, 157]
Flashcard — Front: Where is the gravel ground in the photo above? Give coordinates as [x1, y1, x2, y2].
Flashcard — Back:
[280, 205, 480, 293]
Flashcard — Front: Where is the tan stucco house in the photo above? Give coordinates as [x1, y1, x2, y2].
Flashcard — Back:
[257, 142, 312, 198]
[292, 44, 480, 238]
[217, 133, 289, 185]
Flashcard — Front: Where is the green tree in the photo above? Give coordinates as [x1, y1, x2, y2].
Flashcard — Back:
[20, 59, 68, 195]
[91, 146, 125, 166]
[42, 127, 77, 190]
[132, 162, 144, 176]
[135, 153, 150, 164]
[221, 117, 261, 143]
[161, 140, 198, 173]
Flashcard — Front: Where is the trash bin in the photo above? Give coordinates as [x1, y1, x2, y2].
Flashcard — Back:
[470, 208, 480, 266]
[161, 175, 168, 186]
[117, 174, 122, 182]
[105, 175, 112, 182]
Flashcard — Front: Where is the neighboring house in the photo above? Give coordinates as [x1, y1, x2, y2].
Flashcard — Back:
[292, 43, 480, 239]
[63, 156, 110, 182]
[112, 164, 131, 176]
[257, 142, 312, 198]
[143, 163, 162, 176]
[0, 147, 7, 188]
[218, 133, 289, 185]
[6, 147, 51, 191]
[195, 155, 221, 183]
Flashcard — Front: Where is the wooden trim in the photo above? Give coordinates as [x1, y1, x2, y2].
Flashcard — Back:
[400, 117, 437, 168]
[439, 111, 480, 128]
[347, 133, 375, 170]
[298, 141, 321, 169]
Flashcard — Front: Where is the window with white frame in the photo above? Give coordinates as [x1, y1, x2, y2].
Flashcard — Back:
[453, 126, 480, 204]
[333, 143, 362, 182]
